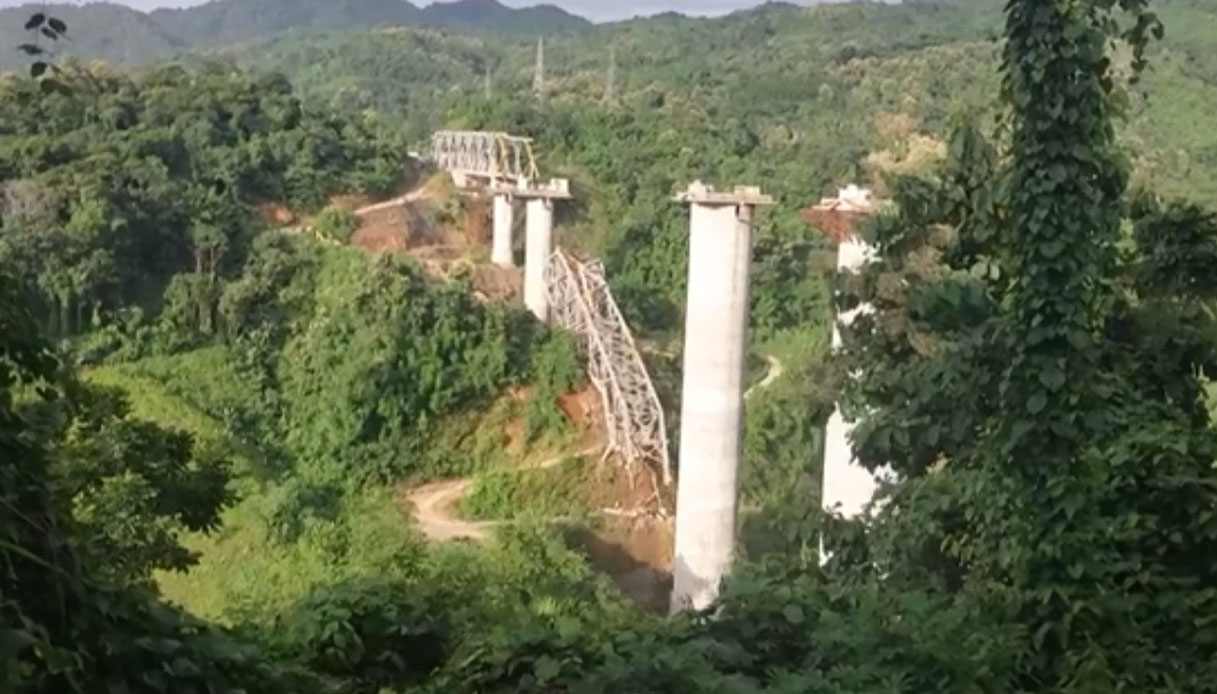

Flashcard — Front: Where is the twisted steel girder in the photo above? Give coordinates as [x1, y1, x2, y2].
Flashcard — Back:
[546, 249, 672, 485]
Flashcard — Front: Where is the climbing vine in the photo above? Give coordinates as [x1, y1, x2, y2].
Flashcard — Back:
[837, 0, 1217, 690]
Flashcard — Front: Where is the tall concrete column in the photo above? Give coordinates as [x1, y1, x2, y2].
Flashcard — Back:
[524, 198, 554, 321]
[492, 193, 515, 267]
[822, 234, 878, 519]
[671, 182, 772, 613]
[808, 185, 883, 525]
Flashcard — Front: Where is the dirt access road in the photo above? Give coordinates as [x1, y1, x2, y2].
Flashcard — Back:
[403, 446, 601, 541]
[404, 355, 784, 542]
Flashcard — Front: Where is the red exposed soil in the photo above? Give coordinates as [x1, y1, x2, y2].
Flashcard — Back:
[346, 187, 520, 300]
[257, 202, 296, 227]
[802, 204, 866, 244]
[557, 386, 600, 429]
[351, 204, 412, 253]
[583, 458, 664, 515]
[464, 196, 491, 246]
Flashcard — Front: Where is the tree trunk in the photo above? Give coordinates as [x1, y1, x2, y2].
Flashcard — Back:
[57, 295, 68, 338]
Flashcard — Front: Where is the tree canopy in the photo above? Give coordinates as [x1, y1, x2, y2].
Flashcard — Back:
[5, 0, 1217, 691]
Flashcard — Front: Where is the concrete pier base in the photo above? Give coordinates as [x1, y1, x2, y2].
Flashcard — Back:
[524, 198, 554, 321]
[492, 193, 515, 267]
[670, 182, 772, 613]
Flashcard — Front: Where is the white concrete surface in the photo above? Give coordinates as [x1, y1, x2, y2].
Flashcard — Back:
[524, 198, 554, 321]
[492, 193, 515, 268]
[822, 208, 881, 520]
[671, 188, 764, 613]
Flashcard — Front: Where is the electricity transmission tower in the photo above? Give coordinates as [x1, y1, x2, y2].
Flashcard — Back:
[533, 37, 546, 102]
[604, 45, 617, 104]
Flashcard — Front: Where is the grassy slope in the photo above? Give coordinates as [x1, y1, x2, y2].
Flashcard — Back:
[158, 485, 418, 625]
[88, 341, 585, 622]
[1128, 6, 1217, 204]
[461, 456, 591, 522]
[88, 358, 233, 450]
[88, 347, 421, 622]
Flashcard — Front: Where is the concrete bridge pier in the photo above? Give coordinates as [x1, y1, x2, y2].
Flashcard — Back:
[524, 198, 554, 320]
[670, 182, 772, 614]
[504, 178, 571, 322]
[492, 193, 515, 267]
[805, 185, 881, 524]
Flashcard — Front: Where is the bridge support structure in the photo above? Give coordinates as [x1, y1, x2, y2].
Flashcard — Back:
[490, 179, 571, 320]
[525, 199, 554, 318]
[803, 185, 882, 524]
[492, 193, 515, 267]
[670, 182, 772, 614]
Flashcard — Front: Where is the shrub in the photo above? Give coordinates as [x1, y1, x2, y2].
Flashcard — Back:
[312, 206, 359, 243]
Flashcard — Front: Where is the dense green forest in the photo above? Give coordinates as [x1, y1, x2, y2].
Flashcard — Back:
[0, 0, 586, 72]
[5, 0, 1217, 691]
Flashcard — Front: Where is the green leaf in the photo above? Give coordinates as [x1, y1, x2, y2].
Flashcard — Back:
[29, 62, 47, 78]
[24, 13, 45, 30]
[1027, 393, 1048, 415]
[782, 604, 805, 624]
[534, 655, 562, 683]
[0, 627, 39, 655]
[1033, 622, 1053, 650]
[1038, 366, 1065, 392]
[47, 17, 67, 35]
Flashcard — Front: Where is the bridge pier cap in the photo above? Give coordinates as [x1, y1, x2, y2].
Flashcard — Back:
[670, 181, 772, 615]
[489, 177, 572, 200]
[673, 180, 773, 208]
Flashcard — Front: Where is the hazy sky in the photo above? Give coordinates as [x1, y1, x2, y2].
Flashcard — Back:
[0, 0, 832, 22]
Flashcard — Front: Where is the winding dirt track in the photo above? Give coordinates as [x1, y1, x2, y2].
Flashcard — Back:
[404, 355, 785, 542]
[405, 447, 601, 541]
[747, 354, 783, 400]
[404, 479, 482, 541]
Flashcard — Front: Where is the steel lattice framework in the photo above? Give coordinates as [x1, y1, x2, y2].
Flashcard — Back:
[430, 130, 539, 182]
[546, 249, 672, 485]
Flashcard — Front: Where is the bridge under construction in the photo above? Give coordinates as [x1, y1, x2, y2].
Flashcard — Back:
[427, 129, 671, 486]
[424, 129, 876, 615]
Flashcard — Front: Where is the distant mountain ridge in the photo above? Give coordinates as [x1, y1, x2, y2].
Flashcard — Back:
[420, 0, 585, 32]
[0, 0, 588, 71]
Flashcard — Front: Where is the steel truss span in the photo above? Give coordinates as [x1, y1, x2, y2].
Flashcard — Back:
[546, 249, 672, 485]
[430, 130, 539, 182]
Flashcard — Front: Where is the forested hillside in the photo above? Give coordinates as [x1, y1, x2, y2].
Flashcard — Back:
[5, 0, 1217, 692]
[230, 0, 1217, 204]
[0, 0, 587, 72]
[1, 39, 604, 692]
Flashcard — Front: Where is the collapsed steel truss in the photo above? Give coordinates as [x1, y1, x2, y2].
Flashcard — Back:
[546, 249, 672, 485]
[430, 130, 539, 182]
